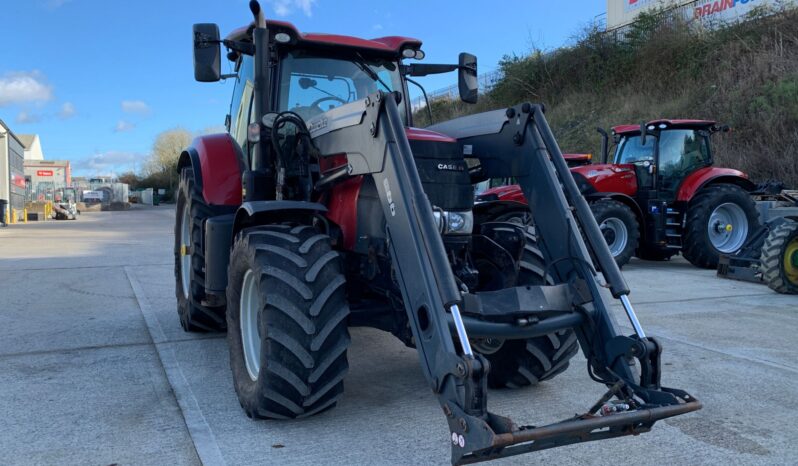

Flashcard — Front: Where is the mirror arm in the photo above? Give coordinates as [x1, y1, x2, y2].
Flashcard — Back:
[222, 39, 256, 56]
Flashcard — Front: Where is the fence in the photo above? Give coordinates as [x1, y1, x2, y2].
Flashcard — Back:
[410, 70, 504, 112]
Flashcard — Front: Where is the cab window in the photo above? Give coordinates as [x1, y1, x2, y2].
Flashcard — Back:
[228, 56, 255, 149]
[277, 51, 404, 123]
[614, 135, 655, 164]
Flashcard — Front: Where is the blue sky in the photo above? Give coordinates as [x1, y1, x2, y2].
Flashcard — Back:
[0, 0, 604, 177]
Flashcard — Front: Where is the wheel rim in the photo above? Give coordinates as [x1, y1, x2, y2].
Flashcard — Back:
[785, 237, 798, 285]
[471, 337, 504, 355]
[180, 204, 191, 298]
[708, 202, 748, 253]
[240, 269, 262, 381]
[599, 217, 628, 257]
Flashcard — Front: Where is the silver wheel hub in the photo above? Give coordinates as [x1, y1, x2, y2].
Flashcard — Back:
[708, 202, 748, 253]
[180, 205, 191, 298]
[599, 217, 628, 257]
[240, 269, 262, 381]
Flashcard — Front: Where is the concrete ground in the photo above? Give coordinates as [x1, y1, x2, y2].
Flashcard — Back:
[0, 206, 796, 466]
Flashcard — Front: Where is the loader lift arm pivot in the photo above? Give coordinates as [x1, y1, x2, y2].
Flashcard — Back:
[308, 93, 701, 464]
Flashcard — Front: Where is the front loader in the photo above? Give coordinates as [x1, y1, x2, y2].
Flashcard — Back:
[175, 3, 701, 464]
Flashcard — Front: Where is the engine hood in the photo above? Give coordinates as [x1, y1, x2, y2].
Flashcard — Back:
[570, 164, 638, 197]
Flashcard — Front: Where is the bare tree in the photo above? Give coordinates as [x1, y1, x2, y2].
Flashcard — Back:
[147, 128, 192, 176]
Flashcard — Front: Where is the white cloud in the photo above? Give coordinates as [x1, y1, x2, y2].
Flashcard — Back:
[16, 110, 43, 124]
[0, 71, 53, 107]
[58, 101, 76, 119]
[121, 100, 150, 115]
[72, 151, 142, 176]
[372, 24, 384, 31]
[270, 0, 316, 17]
[114, 120, 135, 132]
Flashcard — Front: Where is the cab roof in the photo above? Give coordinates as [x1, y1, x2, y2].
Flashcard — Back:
[226, 20, 422, 56]
[612, 119, 717, 135]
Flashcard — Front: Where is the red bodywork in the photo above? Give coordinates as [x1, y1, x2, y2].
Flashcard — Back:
[227, 21, 422, 56]
[191, 134, 243, 206]
[675, 167, 751, 202]
[570, 164, 638, 197]
[325, 128, 456, 249]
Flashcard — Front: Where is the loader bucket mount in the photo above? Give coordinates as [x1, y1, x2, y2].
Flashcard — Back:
[307, 93, 701, 465]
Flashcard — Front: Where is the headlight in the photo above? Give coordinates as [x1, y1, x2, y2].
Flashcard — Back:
[432, 209, 473, 235]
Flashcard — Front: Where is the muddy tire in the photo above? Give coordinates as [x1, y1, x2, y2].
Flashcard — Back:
[174, 168, 230, 332]
[682, 184, 759, 269]
[226, 225, 351, 419]
[760, 221, 798, 294]
[472, 225, 579, 389]
[590, 199, 640, 268]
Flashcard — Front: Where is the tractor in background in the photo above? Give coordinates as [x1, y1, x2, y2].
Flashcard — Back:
[477, 120, 761, 268]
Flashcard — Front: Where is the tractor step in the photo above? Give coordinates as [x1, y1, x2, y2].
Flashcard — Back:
[457, 394, 701, 464]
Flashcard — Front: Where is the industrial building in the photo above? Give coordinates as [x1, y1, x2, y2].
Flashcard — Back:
[24, 159, 72, 201]
[607, 0, 782, 30]
[0, 120, 27, 222]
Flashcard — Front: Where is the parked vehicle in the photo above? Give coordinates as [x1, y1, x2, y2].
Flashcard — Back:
[477, 121, 760, 268]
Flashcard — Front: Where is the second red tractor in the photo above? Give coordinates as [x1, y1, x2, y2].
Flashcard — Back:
[477, 120, 760, 268]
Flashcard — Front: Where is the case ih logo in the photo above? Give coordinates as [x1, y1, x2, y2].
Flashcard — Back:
[37, 170, 54, 176]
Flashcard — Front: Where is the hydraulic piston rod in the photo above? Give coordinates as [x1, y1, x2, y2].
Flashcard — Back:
[619, 295, 646, 339]
[450, 304, 474, 357]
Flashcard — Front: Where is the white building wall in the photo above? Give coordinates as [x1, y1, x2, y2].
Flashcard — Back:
[607, 0, 786, 30]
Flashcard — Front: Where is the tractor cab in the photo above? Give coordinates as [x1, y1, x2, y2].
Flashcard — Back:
[605, 120, 721, 200]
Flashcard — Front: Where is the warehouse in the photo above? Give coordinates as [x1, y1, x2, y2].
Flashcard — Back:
[0, 120, 26, 223]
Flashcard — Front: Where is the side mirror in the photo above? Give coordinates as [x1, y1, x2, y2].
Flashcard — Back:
[193, 23, 221, 83]
[458, 53, 478, 104]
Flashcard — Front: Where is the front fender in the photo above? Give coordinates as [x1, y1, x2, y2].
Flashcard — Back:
[232, 201, 328, 241]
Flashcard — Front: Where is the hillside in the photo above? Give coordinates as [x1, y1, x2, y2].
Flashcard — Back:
[415, 7, 798, 187]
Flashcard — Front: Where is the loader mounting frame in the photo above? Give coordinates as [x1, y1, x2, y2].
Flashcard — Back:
[307, 92, 701, 464]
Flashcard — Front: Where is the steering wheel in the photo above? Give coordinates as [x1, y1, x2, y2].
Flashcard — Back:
[310, 95, 347, 111]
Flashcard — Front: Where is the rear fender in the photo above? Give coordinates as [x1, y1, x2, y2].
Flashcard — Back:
[676, 167, 755, 202]
[177, 133, 245, 206]
[232, 200, 328, 242]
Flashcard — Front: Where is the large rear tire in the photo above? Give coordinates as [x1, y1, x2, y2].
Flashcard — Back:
[226, 225, 351, 419]
[472, 225, 579, 389]
[760, 221, 798, 294]
[682, 184, 760, 269]
[589, 199, 640, 268]
[174, 168, 229, 332]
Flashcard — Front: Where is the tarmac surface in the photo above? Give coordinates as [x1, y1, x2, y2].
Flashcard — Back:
[1, 205, 796, 465]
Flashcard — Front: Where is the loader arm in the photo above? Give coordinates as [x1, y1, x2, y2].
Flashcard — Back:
[309, 93, 701, 464]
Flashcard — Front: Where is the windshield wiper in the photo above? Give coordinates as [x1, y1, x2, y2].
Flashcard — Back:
[352, 53, 392, 93]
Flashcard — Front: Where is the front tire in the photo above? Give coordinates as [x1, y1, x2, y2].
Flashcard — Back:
[590, 199, 640, 268]
[760, 221, 798, 294]
[472, 225, 579, 389]
[226, 225, 351, 419]
[682, 184, 760, 269]
[174, 168, 229, 332]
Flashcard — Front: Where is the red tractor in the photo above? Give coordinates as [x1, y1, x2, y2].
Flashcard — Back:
[477, 121, 760, 268]
[176, 3, 699, 463]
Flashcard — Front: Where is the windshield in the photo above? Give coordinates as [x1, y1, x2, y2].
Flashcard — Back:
[277, 51, 405, 123]
[614, 135, 655, 164]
